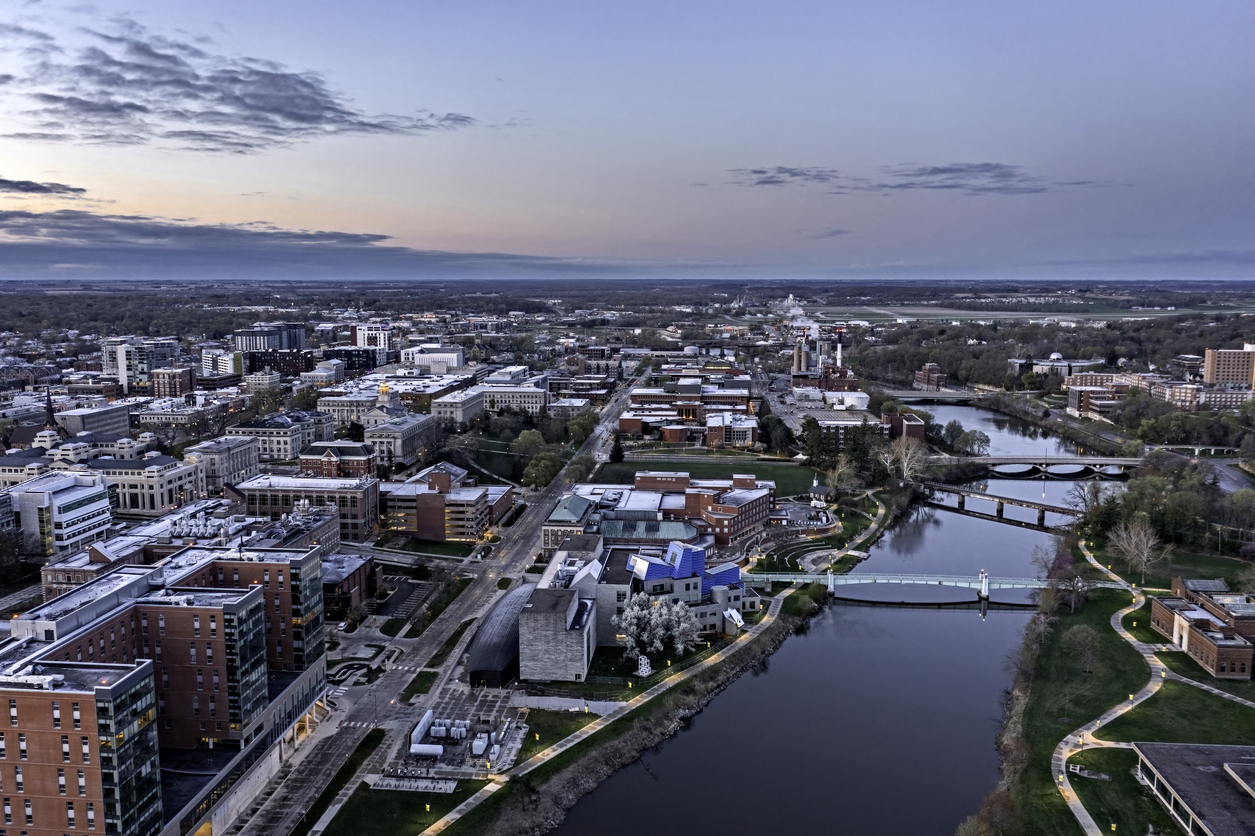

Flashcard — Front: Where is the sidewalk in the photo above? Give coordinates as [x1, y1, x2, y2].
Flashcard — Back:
[1052, 542, 1255, 834]
[800, 491, 886, 573]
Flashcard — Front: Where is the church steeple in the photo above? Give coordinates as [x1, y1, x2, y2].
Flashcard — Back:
[43, 387, 56, 429]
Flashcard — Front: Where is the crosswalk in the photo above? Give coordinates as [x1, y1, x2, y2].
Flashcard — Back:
[339, 721, 372, 728]
[328, 686, 350, 697]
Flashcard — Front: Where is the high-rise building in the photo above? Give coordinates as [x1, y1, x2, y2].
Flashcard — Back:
[101, 338, 181, 395]
[1, 471, 113, 557]
[1203, 345, 1255, 389]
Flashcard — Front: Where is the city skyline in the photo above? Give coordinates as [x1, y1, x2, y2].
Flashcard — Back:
[2, 0, 1254, 280]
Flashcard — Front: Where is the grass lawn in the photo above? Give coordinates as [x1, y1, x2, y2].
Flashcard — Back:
[1066, 749, 1183, 836]
[379, 618, 405, 638]
[500, 502, 527, 527]
[393, 537, 475, 558]
[1120, 601, 1164, 644]
[290, 729, 384, 836]
[405, 576, 473, 639]
[427, 619, 476, 668]
[780, 583, 827, 618]
[399, 670, 440, 703]
[1089, 545, 1249, 590]
[321, 779, 488, 836]
[1017, 589, 1147, 836]
[516, 709, 597, 764]
[496, 577, 512, 590]
[1155, 652, 1255, 701]
[596, 460, 821, 497]
[1095, 680, 1255, 745]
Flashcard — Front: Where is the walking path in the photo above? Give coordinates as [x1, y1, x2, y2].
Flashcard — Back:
[424, 589, 796, 833]
[1051, 542, 1255, 834]
[800, 491, 886, 573]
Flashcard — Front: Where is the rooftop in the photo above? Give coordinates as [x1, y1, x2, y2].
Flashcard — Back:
[235, 474, 374, 491]
[1135, 742, 1255, 836]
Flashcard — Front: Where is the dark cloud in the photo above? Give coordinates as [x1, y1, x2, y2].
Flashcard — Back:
[0, 174, 85, 196]
[0, 208, 614, 279]
[0, 17, 477, 153]
[728, 166, 841, 187]
[728, 162, 1106, 196]
[809, 228, 851, 239]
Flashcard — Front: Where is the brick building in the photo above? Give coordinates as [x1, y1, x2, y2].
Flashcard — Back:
[1149, 578, 1254, 679]
[298, 442, 377, 478]
[229, 474, 379, 543]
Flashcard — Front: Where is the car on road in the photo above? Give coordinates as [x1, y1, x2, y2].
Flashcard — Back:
[337, 622, 347, 631]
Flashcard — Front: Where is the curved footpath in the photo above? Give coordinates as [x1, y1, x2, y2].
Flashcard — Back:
[1051, 544, 1255, 834]
[425, 585, 798, 833]
[799, 490, 887, 573]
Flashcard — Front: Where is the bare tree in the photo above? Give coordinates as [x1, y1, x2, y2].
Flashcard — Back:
[1107, 517, 1161, 579]
[1065, 482, 1108, 516]
[827, 453, 858, 494]
[1060, 624, 1101, 675]
[1057, 569, 1090, 613]
[1237, 565, 1255, 596]
[890, 435, 927, 483]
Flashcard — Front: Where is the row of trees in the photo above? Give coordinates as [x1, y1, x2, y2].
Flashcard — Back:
[611, 593, 701, 659]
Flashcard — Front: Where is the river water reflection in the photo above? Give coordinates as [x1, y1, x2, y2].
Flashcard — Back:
[548, 410, 1090, 835]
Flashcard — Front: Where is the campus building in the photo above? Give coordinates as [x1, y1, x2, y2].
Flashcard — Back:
[229, 474, 379, 543]
[298, 442, 377, 479]
[1149, 578, 1255, 679]
[378, 463, 513, 542]
[225, 411, 334, 462]
[182, 436, 260, 495]
[1, 470, 114, 558]
[363, 413, 437, 469]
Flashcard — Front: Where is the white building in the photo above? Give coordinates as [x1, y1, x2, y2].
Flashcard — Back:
[83, 452, 204, 517]
[364, 413, 436, 468]
[244, 370, 282, 392]
[201, 349, 244, 376]
[2, 470, 113, 557]
[351, 323, 392, 362]
[401, 344, 465, 374]
[183, 436, 261, 494]
[432, 387, 485, 425]
[226, 411, 334, 461]
[481, 384, 548, 417]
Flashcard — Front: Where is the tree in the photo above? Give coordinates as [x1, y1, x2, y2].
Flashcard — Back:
[566, 412, 598, 445]
[888, 435, 927, 483]
[1060, 625, 1101, 675]
[954, 430, 991, 456]
[611, 594, 700, 659]
[661, 600, 701, 655]
[521, 451, 564, 487]
[1108, 517, 1169, 584]
[827, 453, 858, 494]
[942, 419, 965, 446]
[609, 436, 625, 463]
[564, 455, 595, 483]
[344, 421, 365, 443]
[510, 429, 546, 461]
[1242, 433, 1255, 464]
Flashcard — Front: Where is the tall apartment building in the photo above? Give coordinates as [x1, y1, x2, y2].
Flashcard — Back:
[229, 475, 379, 542]
[231, 324, 305, 353]
[150, 367, 197, 399]
[1203, 345, 1255, 388]
[101, 338, 181, 396]
[350, 324, 391, 363]
[0, 541, 329, 836]
[200, 349, 244, 377]
[182, 436, 260, 495]
[1, 471, 113, 557]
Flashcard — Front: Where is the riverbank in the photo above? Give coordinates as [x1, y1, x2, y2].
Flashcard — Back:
[438, 584, 829, 835]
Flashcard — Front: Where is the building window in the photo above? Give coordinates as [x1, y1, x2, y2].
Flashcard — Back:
[2, 797, 8, 825]
[264, 570, 270, 588]
[57, 769, 65, 796]
[87, 801, 94, 829]
[65, 802, 73, 829]
[61, 736, 70, 762]
[161, 668, 169, 689]
[206, 644, 213, 664]
[196, 670, 203, 691]
[81, 738, 90, 764]
[77, 771, 85, 797]
[212, 670, 220, 691]
[16, 736, 24, 762]
[141, 613, 148, 635]
[190, 644, 197, 664]
[12, 768, 19, 794]
[274, 594, 281, 613]
[72, 703, 80, 731]
[158, 613, 165, 636]
[0, 733, 5, 759]
[192, 696, 200, 718]
[22, 799, 30, 826]
[210, 617, 217, 638]
[6, 702, 13, 728]
[52, 702, 60, 729]
[193, 615, 200, 637]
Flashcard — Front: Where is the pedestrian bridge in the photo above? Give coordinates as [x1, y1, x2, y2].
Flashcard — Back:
[928, 455, 1142, 468]
[742, 570, 1123, 597]
[913, 481, 1078, 527]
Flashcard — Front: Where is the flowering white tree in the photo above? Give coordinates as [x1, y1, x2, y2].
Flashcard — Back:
[611, 593, 702, 659]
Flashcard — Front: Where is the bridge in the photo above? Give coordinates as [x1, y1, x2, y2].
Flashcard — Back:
[927, 454, 1142, 471]
[876, 388, 984, 401]
[914, 481, 1078, 527]
[742, 570, 1123, 597]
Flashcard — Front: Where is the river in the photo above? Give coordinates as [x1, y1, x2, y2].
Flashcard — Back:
[549, 407, 1088, 836]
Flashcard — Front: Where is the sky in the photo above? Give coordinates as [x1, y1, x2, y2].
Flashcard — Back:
[1, 0, 1254, 281]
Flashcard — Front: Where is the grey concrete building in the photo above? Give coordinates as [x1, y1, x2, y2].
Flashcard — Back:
[518, 588, 596, 682]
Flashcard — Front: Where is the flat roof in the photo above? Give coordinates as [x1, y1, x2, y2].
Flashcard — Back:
[1136, 742, 1255, 835]
[235, 474, 373, 491]
[321, 553, 370, 584]
[524, 587, 575, 615]
[0, 662, 143, 694]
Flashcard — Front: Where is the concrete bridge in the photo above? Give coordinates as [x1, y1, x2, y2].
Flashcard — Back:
[877, 388, 984, 401]
[742, 570, 1123, 597]
[914, 481, 1078, 527]
[928, 455, 1142, 471]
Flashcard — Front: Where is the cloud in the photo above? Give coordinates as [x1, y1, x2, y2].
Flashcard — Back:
[0, 208, 616, 278]
[727, 161, 1108, 196]
[809, 228, 851, 239]
[0, 17, 477, 153]
[728, 166, 841, 187]
[0, 174, 85, 196]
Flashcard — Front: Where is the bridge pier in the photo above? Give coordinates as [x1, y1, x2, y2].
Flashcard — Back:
[1037, 508, 1046, 527]
[996, 501, 1004, 518]
[957, 494, 965, 511]
[977, 571, 990, 600]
